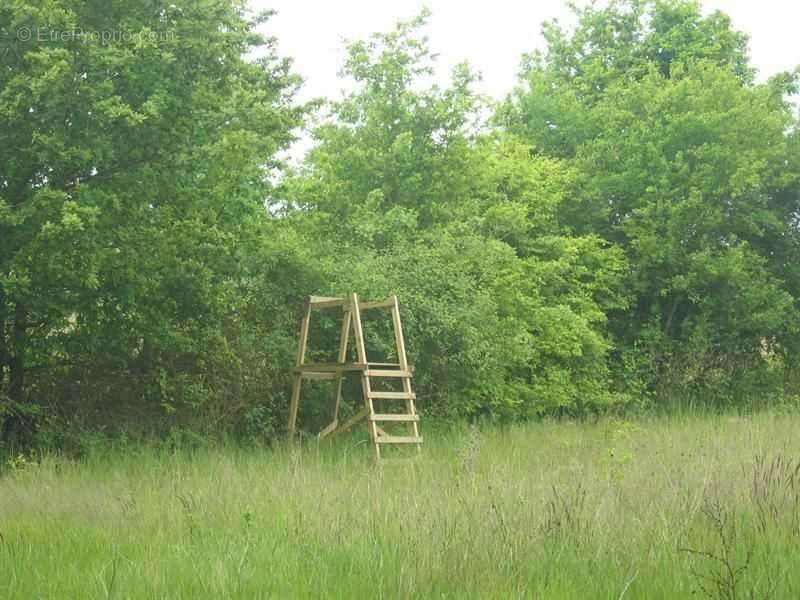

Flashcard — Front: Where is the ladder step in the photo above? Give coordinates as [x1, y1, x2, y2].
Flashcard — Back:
[375, 435, 423, 444]
[368, 391, 416, 400]
[300, 371, 337, 380]
[370, 413, 419, 422]
[366, 369, 412, 378]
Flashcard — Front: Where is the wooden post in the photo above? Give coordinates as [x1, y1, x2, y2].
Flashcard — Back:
[288, 300, 312, 436]
[391, 295, 420, 451]
[350, 292, 380, 459]
[319, 306, 351, 439]
[333, 308, 352, 427]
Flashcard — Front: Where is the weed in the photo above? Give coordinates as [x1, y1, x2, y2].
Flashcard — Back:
[748, 453, 800, 537]
[1, 413, 799, 598]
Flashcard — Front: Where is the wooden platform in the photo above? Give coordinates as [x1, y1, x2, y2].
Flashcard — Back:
[288, 294, 422, 459]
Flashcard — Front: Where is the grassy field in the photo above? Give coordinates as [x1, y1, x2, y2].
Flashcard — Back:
[2, 413, 800, 599]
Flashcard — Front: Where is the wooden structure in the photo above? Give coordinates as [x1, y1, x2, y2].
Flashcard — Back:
[288, 293, 422, 458]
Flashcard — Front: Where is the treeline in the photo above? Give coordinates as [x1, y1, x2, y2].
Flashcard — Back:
[1, 1, 798, 449]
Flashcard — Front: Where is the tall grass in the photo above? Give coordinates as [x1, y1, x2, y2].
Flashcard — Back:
[2, 413, 800, 598]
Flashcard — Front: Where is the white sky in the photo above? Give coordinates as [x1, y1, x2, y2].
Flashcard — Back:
[255, 0, 800, 103]
[252, 1, 800, 159]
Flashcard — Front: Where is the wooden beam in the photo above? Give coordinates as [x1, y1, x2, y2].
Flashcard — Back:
[309, 296, 348, 309]
[368, 391, 416, 400]
[358, 298, 395, 310]
[391, 295, 421, 453]
[375, 436, 423, 444]
[370, 414, 419, 422]
[351, 292, 380, 459]
[331, 308, 352, 435]
[300, 372, 337, 380]
[318, 419, 339, 438]
[288, 377, 302, 435]
[294, 362, 367, 373]
[288, 301, 312, 436]
[365, 369, 412, 378]
[334, 407, 368, 434]
[391, 296, 409, 372]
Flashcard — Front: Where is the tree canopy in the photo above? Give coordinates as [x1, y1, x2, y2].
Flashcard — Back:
[1, 0, 306, 442]
[503, 0, 800, 404]
[1, 0, 798, 448]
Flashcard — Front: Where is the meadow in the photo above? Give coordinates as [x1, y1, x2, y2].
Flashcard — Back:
[2, 413, 800, 599]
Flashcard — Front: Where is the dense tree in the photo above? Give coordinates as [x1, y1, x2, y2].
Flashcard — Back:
[284, 14, 628, 419]
[0, 0, 305, 443]
[503, 0, 800, 404]
[3, 0, 798, 449]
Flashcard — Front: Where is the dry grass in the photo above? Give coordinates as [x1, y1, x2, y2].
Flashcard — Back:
[2, 413, 800, 598]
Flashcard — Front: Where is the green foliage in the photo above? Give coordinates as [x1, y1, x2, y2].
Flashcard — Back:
[0, 0, 308, 441]
[284, 15, 629, 419]
[2, 0, 799, 446]
[293, 10, 478, 228]
[504, 0, 800, 405]
[4, 416, 800, 597]
[502, 0, 754, 156]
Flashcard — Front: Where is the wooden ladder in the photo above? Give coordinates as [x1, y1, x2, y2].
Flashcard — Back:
[288, 293, 422, 459]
